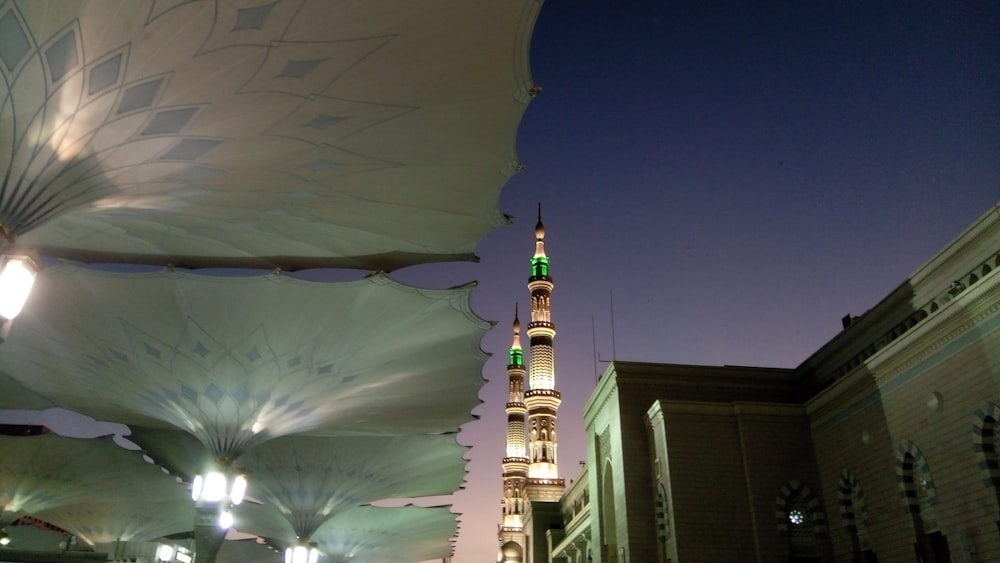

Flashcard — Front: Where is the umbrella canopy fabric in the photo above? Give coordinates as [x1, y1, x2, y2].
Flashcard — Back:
[0, 1, 544, 559]
[32, 500, 195, 547]
[128, 428, 469, 539]
[228, 504, 459, 563]
[311, 505, 459, 563]
[0, 264, 490, 457]
[0, 0, 540, 271]
[0, 433, 187, 526]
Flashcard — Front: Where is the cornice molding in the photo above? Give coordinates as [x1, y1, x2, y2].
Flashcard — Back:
[871, 268, 1000, 387]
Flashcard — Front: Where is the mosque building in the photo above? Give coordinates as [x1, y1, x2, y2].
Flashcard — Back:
[503, 202, 1000, 562]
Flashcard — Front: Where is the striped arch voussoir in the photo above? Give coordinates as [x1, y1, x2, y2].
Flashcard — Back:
[837, 469, 867, 528]
[973, 402, 1000, 490]
[896, 440, 937, 510]
[775, 479, 827, 534]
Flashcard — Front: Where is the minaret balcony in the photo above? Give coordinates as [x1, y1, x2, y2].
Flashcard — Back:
[502, 458, 530, 473]
[525, 323, 555, 337]
[525, 388, 561, 404]
[524, 388, 560, 398]
[525, 402, 561, 413]
[505, 402, 527, 414]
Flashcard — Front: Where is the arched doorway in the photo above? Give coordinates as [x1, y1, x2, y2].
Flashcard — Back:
[601, 460, 618, 563]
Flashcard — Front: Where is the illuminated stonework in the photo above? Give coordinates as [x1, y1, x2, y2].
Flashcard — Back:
[500, 307, 529, 558]
[499, 207, 566, 560]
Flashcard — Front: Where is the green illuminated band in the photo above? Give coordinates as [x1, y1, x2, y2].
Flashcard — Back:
[509, 348, 524, 366]
[530, 256, 549, 277]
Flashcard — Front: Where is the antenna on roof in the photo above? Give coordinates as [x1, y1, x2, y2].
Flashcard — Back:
[591, 316, 599, 384]
[610, 290, 618, 362]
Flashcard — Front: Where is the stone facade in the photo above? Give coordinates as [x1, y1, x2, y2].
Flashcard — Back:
[547, 203, 1000, 562]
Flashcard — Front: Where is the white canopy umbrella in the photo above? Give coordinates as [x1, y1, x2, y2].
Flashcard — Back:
[0, 433, 186, 526]
[0, 0, 540, 271]
[0, 264, 490, 457]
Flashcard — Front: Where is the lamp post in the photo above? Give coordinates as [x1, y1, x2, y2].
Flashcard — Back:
[284, 541, 320, 563]
[191, 467, 247, 563]
[191, 471, 247, 528]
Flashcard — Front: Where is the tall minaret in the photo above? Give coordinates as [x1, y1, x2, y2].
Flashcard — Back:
[499, 306, 528, 556]
[523, 205, 565, 501]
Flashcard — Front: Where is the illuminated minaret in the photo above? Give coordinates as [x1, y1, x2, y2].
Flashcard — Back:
[523, 205, 565, 501]
[499, 306, 528, 556]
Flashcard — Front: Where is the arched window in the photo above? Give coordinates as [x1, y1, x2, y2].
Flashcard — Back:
[897, 441, 949, 562]
[601, 460, 618, 563]
[973, 403, 1000, 533]
[838, 470, 876, 561]
[775, 480, 826, 560]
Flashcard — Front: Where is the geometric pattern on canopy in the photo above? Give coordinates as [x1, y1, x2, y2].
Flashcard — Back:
[233, 434, 469, 538]
[311, 504, 459, 563]
[0, 433, 187, 526]
[1, 0, 540, 271]
[0, 264, 490, 457]
[125, 429, 469, 539]
[32, 500, 196, 547]
[229, 504, 459, 563]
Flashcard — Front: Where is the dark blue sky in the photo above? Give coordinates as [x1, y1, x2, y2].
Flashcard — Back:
[0, 3, 994, 562]
[393, 2, 1000, 561]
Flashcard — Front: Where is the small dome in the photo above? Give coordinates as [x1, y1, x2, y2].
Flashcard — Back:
[501, 541, 523, 560]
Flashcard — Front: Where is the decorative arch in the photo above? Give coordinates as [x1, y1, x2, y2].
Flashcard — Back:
[973, 403, 1000, 486]
[897, 440, 950, 562]
[601, 459, 619, 563]
[776, 480, 826, 560]
[838, 469, 873, 558]
[775, 480, 827, 534]
[973, 403, 1000, 520]
[896, 440, 939, 516]
[837, 470, 868, 529]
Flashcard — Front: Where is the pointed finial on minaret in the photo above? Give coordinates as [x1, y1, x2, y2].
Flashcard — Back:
[512, 304, 522, 350]
[535, 202, 545, 241]
[533, 203, 548, 262]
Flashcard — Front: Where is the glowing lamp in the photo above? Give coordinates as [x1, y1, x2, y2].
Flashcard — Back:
[202, 472, 227, 502]
[285, 543, 319, 563]
[156, 544, 175, 562]
[192, 471, 228, 503]
[230, 474, 247, 505]
[218, 509, 233, 529]
[191, 475, 203, 501]
[0, 254, 38, 320]
[0, 530, 9, 546]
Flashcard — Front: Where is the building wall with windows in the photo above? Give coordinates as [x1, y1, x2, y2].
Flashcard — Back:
[544, 203, 1000, 562]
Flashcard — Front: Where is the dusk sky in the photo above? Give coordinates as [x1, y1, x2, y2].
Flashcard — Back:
[393, 2, 1000, 561]
[1, 2, 996, 563]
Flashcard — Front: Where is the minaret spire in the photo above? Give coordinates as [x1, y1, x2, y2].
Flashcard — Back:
[499, 304, 529, 557]
[498, 207, 565, 560]
[523, 203, 564, 500]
